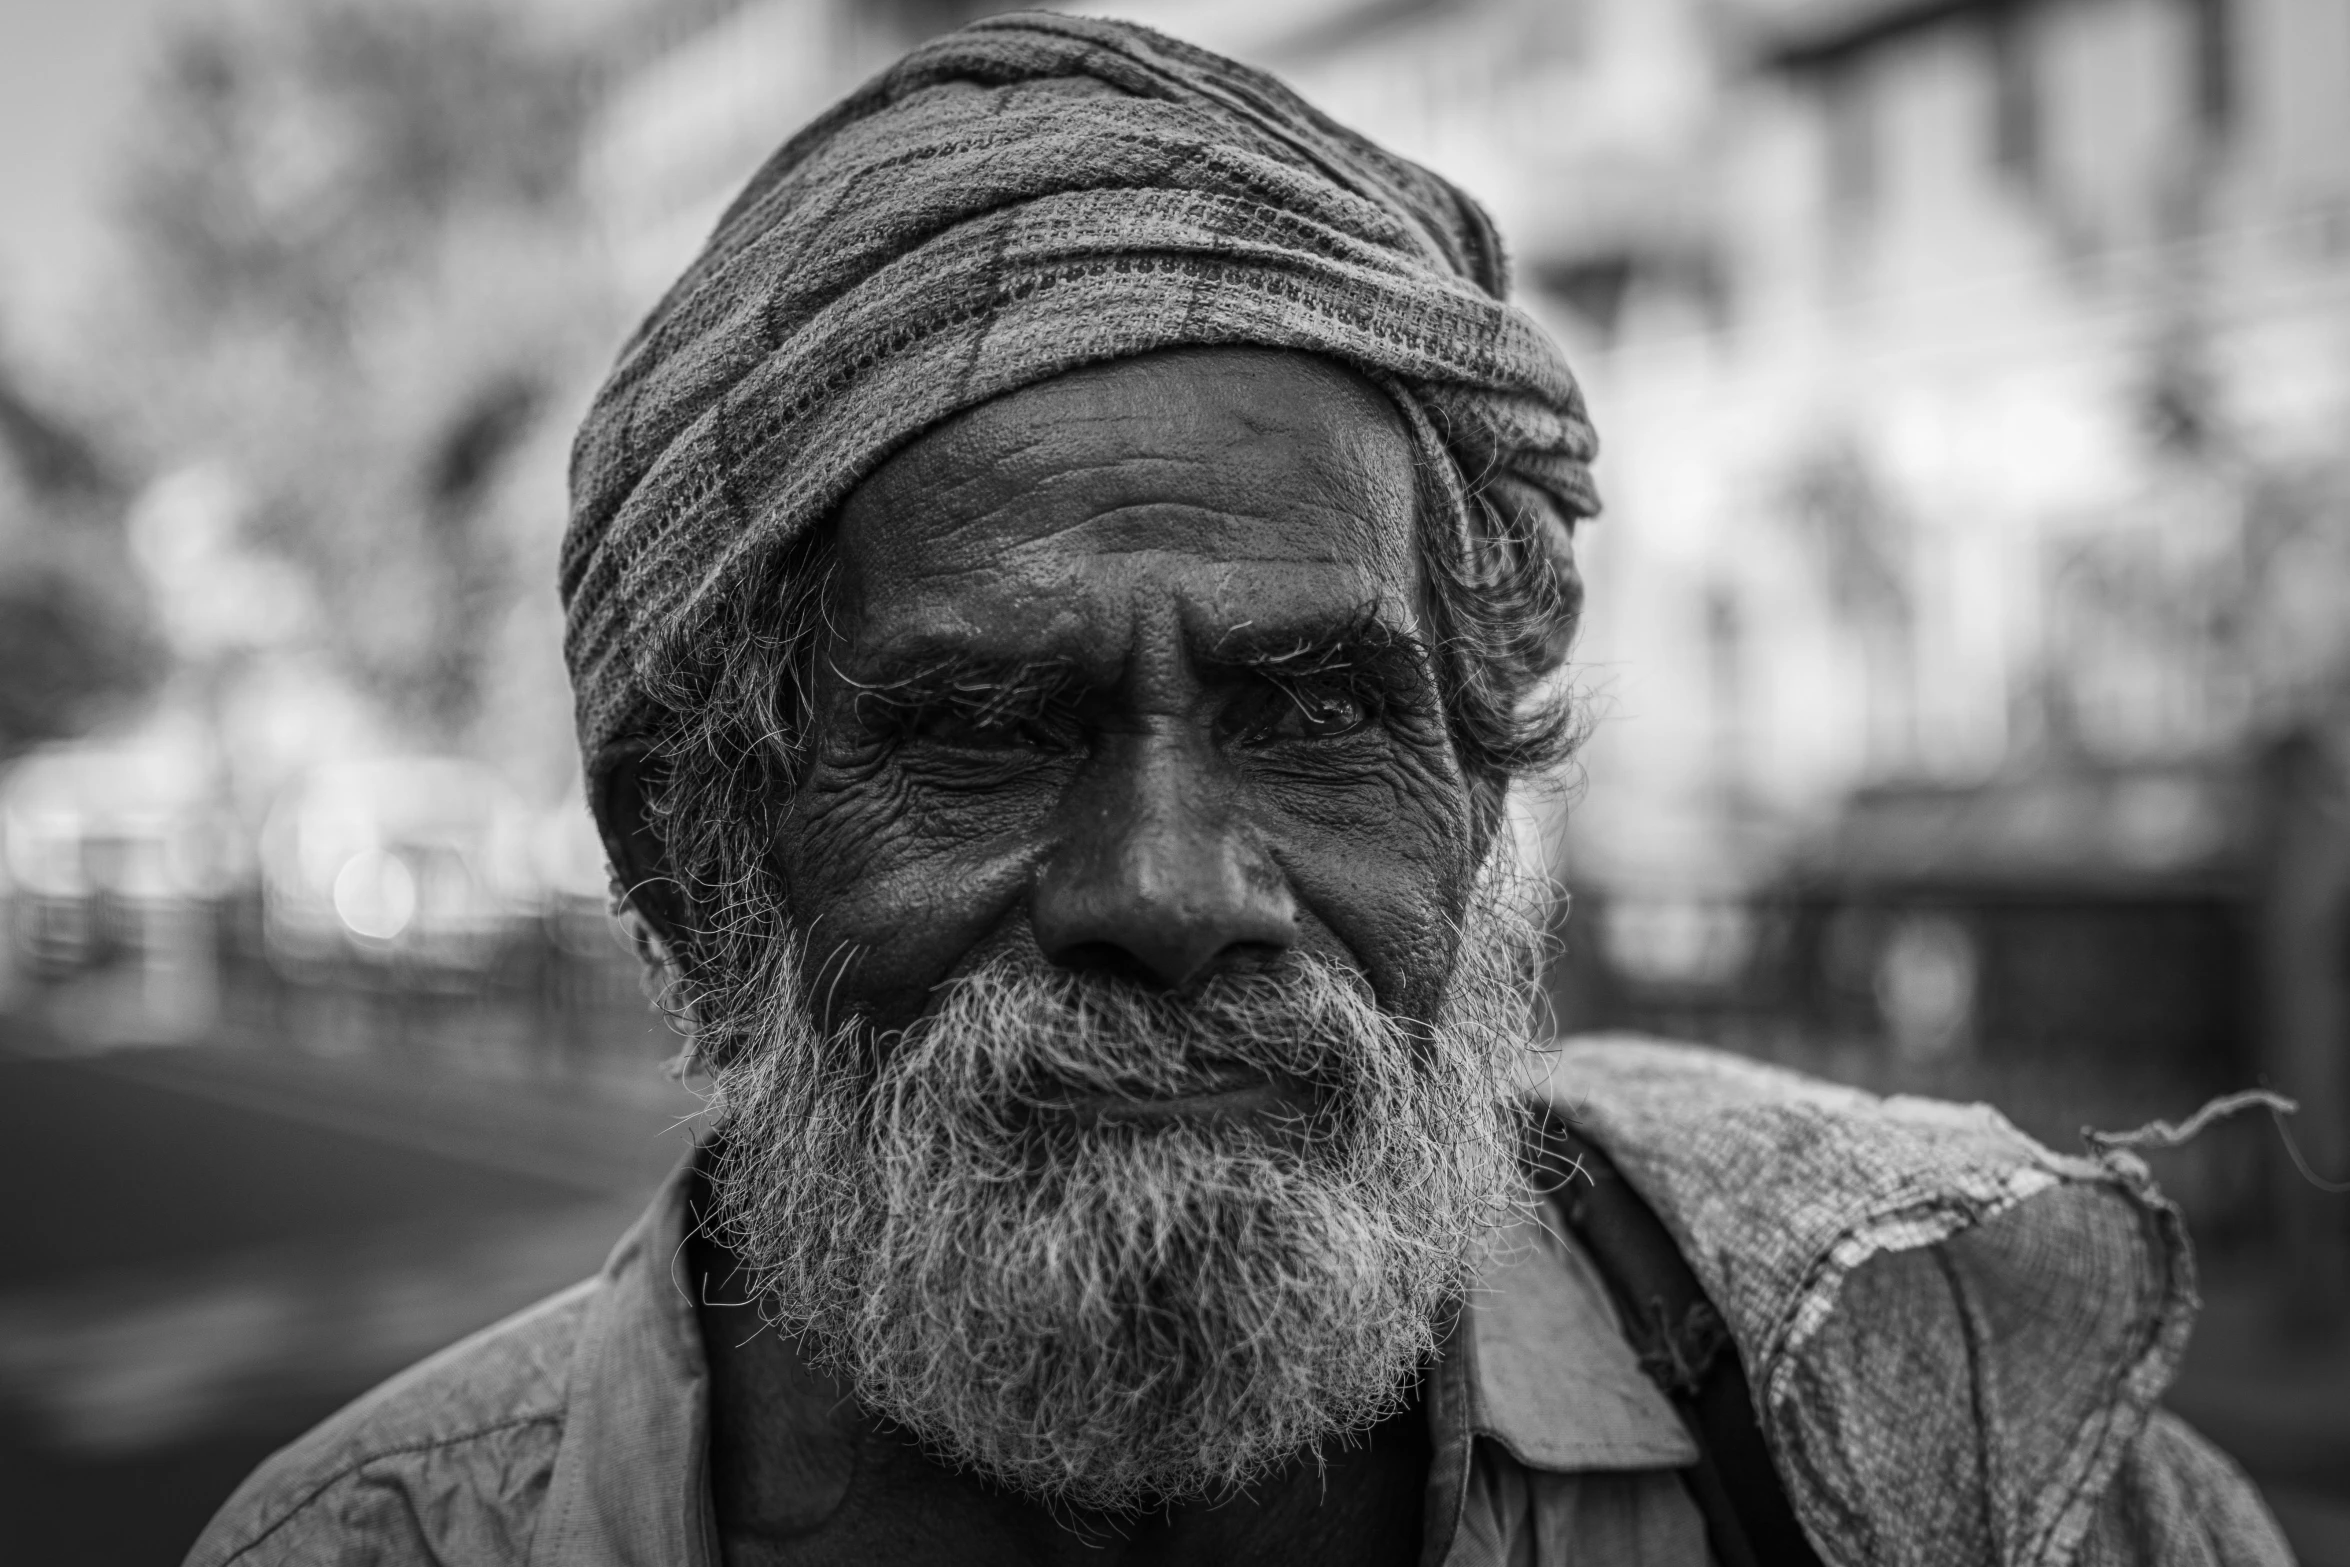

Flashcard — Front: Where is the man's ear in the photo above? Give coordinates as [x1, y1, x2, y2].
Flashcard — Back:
[590, 738, 692, 954]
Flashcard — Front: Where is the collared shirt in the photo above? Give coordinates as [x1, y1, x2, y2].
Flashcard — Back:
[187, 1038, 2296, 1567]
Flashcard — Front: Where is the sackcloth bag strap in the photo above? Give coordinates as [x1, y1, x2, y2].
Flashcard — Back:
[1522, 1101, 1828, 1567]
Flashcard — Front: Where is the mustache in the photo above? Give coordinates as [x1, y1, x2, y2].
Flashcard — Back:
[871, 950, 1423, 1108]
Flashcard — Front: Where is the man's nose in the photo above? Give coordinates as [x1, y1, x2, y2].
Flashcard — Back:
[1031, 730, 1298, 990]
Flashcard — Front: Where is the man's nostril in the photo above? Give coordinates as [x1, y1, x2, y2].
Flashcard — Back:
[1048, 941, 1168, 989]
[1216, 940, 1287, 977]
[1043, 934, 1293, 993]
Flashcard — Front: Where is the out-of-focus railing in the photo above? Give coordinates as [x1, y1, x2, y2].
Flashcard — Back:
[0, 742, 668, 1083]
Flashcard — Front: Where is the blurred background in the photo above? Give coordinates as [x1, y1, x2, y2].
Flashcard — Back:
[0, 0, 2344, 1559]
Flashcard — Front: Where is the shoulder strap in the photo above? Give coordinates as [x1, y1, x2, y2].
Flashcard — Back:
[1523, 1103, 1827, 1567]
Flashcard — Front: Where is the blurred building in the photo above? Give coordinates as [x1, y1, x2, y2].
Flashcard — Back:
[1574, 0, 2350, 879]
[1521, 0, 2350, 1239]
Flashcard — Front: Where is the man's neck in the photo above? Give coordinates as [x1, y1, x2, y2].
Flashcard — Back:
[687, 1209, 1432, 1567]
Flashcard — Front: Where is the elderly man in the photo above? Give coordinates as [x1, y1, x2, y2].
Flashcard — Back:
[191, 14, 2288, 1567]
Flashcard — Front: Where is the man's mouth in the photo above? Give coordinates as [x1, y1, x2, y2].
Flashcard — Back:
[1059, 1068, 1314, 1127]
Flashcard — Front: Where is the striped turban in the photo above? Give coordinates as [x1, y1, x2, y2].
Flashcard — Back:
[562, 9, 1597, 772]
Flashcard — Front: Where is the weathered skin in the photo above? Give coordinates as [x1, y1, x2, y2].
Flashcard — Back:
[612, 348, 1494, 1563]
[779, 346, 1488, 1044]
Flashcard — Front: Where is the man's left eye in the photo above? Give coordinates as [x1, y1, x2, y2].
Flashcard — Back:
[1238, 686, 1374, 743]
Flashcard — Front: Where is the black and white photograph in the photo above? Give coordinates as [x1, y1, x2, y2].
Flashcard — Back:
[0, 0, 2344, 1562]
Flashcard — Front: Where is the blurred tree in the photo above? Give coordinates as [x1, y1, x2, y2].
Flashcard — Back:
[0, 559, 164, 756]
[2042, 447, 2350, 764]
[0, 373, 120, 505]
[0, 362, 163, 758]
[1779, 438, 1918, 772]
[125, 4, 592, 342]
[92, 0, 617, 750]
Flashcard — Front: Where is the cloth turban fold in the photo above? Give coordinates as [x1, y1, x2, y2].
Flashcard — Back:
[563, 9, 1597, 765]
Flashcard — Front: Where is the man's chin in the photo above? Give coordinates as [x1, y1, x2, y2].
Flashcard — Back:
[832, 1140, 1456, 1511]
[1039, 1069, 1324, 1138]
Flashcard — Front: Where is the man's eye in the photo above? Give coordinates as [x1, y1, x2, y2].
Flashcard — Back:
[1238, 686, 1374, 743]
[909, 709, 1059, 751]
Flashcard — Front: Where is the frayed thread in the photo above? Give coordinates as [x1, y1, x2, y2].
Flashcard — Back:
[2084, 1088, 2350, 1194]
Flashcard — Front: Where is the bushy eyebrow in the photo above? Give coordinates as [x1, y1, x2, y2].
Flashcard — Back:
[1201, 610, 1440, 706]
[846, 607, 1439, 718]
[843, 648, 1083, 727]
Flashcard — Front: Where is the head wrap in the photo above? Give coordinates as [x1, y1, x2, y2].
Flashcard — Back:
[563, 9, 1596, 767]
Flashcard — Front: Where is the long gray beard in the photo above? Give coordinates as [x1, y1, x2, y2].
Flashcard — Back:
[702, 880, 1535, 1513]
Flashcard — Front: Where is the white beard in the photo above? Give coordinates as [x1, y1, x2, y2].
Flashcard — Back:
[702, 878, 1534, 1513]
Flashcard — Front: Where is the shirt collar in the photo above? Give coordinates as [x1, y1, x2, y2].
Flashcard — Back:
[531, 1152, 1692, 1567]
[1464, 1191, 1698, 1472]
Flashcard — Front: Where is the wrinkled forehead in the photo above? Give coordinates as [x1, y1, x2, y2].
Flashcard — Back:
[829, 348, 1427, 670]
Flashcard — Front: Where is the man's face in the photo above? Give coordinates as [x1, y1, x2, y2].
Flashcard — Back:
[779, 347, 1483, 1042]
[702, 348, 1525, 1513]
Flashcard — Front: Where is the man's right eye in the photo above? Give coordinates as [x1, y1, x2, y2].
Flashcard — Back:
[908, 709, 1061, 751]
